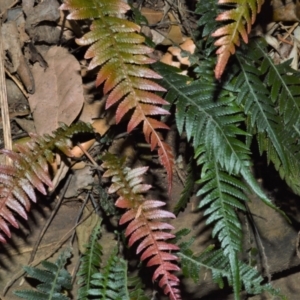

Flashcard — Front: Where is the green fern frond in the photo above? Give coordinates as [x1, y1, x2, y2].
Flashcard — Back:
[195, 0, 219, 54]
[153, 61, 284, 299]
[89, 248, 128, 299]
[14, 248, 72, 300]
[197, 155, 248, 297]
[236, 38, 300, 195]
[178, 243, 283, 298]
[253, 39, 300, 126]
[154, 62, 269, 203]
[127, 273, 150, 300]
[211, 0, 265, 79]
[153, 62, 249, 175]
[234, 51, 288, 172]
[77, 222, 102, 300]
[0, 122, 93, 243]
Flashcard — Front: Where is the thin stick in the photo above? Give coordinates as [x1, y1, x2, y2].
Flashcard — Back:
[4, 67, 29, 98]
[0, 24, 12, 161]
[27, 175, 72, 265]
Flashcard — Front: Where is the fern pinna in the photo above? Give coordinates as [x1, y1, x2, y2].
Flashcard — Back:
[14, 248, 72, 300]
[0, 122, 93, 243]
[60, 0, 174, 189]
[212, 0, 264, 79]
[101, 152, 181, 300]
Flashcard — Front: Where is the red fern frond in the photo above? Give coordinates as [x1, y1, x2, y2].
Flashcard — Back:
[212, 0, 264, 79]
[61, 0, 174, 190]
[101, 152, 181, 300]
[0, 123, 93, 242]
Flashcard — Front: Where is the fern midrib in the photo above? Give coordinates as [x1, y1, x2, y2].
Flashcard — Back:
[49, 261, 64, 299]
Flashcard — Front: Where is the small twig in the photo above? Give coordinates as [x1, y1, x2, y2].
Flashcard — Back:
[4, 67, 29, 99]
[245, 203, 272, 282]
[278, 22, 299, 46]
[70, 192, 90, 246]
[277, 34, 294, 46]
[27, 175, 72, 265]
[0, 0, 18, 18]
[77, 142, 98, 167]
[0, 24, 13, 161]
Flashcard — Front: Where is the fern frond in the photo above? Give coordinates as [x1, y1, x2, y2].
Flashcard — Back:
[178, 242, 283, 298]
[61, 0, 174, 189]
[14, 248, 72, 300]
[196, 0, 219, 54]
[239, 39, 300, 195]
[0, 122, 93, 243]
[197, 155, 247, 297]
[101, 152, 181, 300]
[212, 0, 264, 79]
[153, 61, 283, 299]
[77, 222, 102, 300]
[234, 52, 288, 172]
[127, 273, 150, 300]
[89, 248, 129, 299]
[154, 60, 281, 199]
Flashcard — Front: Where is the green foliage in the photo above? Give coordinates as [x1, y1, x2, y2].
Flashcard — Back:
[88, 248, 129, 299]
[14, 248, 72, 300]
[178, 238, 283, 297]
[153, 36, 291, 298]
[234, 39, 300, 195]
[77, 222, 103, 300]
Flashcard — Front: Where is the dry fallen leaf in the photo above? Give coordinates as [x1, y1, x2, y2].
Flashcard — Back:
[140, 7, 163, 26]
[161, 13, 184, 45]
[29, 46, 84, 135]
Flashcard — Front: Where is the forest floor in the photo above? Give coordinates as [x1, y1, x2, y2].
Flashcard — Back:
[1, 0, 300, 299]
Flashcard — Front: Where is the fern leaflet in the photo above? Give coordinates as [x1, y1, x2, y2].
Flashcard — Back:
[89, 248, 128, 299]
[77, 222, 102, 300]
[14, 248, 72, 300]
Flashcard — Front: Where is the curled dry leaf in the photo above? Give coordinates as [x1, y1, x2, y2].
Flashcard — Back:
[29, 46, 84, 135]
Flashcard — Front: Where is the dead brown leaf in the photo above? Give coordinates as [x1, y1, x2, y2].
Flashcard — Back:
[29, 46, 84, 135]
[140, 7, 163, 26]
